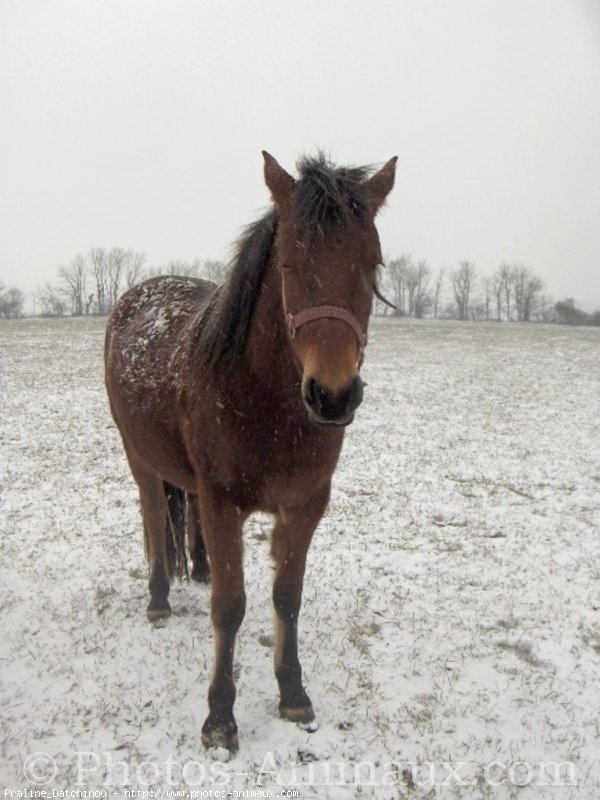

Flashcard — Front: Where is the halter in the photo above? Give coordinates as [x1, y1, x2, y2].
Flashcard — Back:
[285, 305, 367, 367]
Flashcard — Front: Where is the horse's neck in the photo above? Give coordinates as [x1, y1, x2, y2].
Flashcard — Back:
[243, 259, 298, 392]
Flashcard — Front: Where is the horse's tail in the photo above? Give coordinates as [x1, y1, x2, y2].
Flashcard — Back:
[163, 482, 189, 580]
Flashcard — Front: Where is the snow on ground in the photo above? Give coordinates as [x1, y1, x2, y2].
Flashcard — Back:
[1, 316, 599, 799]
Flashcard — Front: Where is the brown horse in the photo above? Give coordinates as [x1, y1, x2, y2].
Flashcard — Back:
[104, 151, 396, 751]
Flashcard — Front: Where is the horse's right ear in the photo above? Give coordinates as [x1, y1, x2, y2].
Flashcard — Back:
[262, 151, 296, 208]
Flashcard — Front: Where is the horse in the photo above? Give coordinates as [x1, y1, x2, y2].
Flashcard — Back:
[104, 151, 397, 751]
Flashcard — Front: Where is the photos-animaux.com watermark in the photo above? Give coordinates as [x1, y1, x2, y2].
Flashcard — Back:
[14, 750, 578, 791]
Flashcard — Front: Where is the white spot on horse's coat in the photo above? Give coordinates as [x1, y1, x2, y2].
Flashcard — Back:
[152, 308, 169, 334]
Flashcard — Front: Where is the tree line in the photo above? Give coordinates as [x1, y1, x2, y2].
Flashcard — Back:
[0, 246, 598, 326]
[375, 257, 599, 325]
[30, 247, 228, 318]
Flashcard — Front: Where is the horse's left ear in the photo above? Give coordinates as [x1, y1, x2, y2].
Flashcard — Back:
[262, 151, 296, 209]
[365, 156, 398, 214]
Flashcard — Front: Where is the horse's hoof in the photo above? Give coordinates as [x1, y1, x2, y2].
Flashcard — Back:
[201, 718, 238, 752]
[279, 704, 315, 724]
[146, 604, 171, 621]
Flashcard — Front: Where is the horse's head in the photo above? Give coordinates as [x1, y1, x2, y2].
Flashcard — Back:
[263, 151, 397, 427]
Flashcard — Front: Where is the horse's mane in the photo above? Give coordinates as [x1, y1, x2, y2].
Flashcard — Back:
[294, 152, 373, 237]
[197, 153, 374, 368]
[195, 208, 278, 370]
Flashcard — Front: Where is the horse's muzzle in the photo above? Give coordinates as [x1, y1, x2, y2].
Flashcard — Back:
[303, 375, 364, 427]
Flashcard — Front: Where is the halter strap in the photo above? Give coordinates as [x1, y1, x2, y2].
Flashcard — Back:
[286, 305, 367, 366]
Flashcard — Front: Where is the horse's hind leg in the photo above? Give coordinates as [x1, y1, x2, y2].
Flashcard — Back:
[271, 483, 330, 724]
[187, 493, 210, 583]
[129, 458, 172, 620]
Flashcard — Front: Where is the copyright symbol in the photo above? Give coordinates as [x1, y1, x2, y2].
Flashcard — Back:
[23, 752, 57, 785]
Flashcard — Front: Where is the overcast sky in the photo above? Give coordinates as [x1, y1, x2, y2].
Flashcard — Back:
[1, 0, 599, 310]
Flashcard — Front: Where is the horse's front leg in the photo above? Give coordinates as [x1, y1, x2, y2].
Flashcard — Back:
[197, 490, 246, 751]
[271, 483, 330, 724]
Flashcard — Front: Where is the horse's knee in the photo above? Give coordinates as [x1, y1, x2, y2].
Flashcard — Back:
[212, 593, 246, 634]
[273, 585, 301, 622]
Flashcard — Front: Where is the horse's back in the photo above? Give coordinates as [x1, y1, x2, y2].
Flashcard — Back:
[107, 275, 215, 344]
[106, 275, 214, 377]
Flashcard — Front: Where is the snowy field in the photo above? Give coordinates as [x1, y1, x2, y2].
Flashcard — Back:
[1, 316, 599, 799]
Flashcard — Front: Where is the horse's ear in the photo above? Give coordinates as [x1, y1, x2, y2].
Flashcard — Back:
[262, 151, 296, 208]
[365, 156, 398, 214]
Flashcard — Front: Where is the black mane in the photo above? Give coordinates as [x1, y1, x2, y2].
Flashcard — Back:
[195, 208, 277, 369]
[197, 153, 374, 368]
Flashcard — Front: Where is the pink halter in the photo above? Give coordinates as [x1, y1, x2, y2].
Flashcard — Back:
[286, 305, 367, 366]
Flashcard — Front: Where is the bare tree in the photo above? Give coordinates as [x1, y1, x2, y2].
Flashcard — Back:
[36, 283, 67, 317]
[432, 269, 444, 318]
[121, 256, 225, 287]
[498, 262, 513, 321]
[511, 264, 544, 322]
[490, 266, 507, 321]
[523, 275, 543, 322]
[0, 283, 25, 318]
[176, 260, 198, 277]
[88, 246, 146, 312]
[386, 255, 412, 315]
[58, 253, 87, 315]
[201, 259, 228, 284]
[451, 261, 476, 320]
[125, 251, 147, 289]
[406, 260, 431, 318]
[106, 247, 129, 311]
[90, 246, 108, 315]
[483, 276, 492, 321]
[537, 293, 555, 322]
[512, 264, 527, 321]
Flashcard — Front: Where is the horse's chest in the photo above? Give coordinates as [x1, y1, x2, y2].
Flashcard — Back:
[196, 407, 343, 506]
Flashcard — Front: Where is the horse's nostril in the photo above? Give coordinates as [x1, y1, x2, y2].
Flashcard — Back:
[304, 377, 323, 410]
